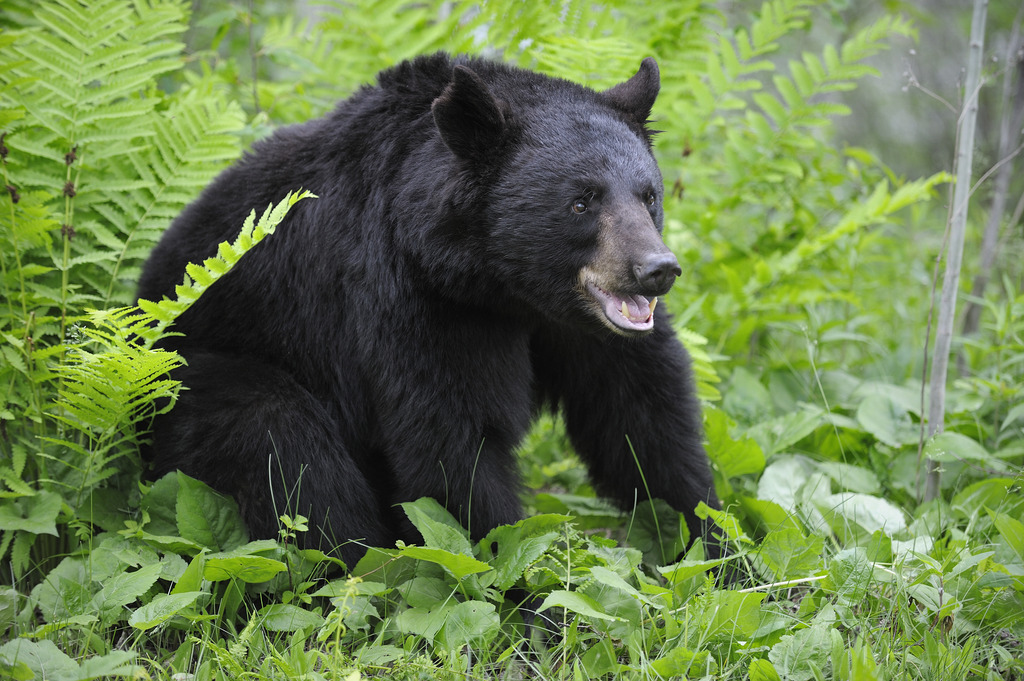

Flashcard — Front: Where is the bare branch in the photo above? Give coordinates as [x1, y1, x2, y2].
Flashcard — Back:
[923, 0, 988, 503]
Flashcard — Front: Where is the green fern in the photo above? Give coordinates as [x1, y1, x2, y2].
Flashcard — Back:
[0, 190, 313, 576]
[94, 94, 246, 305]
[133, 189, 315, 346]
[0, 0, 253, 577]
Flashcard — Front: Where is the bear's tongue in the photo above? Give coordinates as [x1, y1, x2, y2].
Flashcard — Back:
[588, 284, 656, 332]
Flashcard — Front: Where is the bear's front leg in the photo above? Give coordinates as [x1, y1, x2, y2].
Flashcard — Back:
[146, 350, 393, 568]
[532, 318, 726, 560]
[369, 316, 534, 542]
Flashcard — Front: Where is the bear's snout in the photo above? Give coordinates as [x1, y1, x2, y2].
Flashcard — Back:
[633, 251, 681, 295]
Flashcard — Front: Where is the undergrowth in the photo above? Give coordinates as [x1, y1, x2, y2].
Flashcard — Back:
[0, 1, 1021, 679]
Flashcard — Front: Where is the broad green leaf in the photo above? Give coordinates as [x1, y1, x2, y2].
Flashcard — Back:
[0, 640, 76, 679]
[952, 478, 1022, 518]
[851, 637, 882, 680]
[0, 491, 61, 535]
[73, 651, 138, 680]
[757, 528, 824, 581]
[924, 432, 999, 465]
[769, 619, 832, 681]
[589, 566, 659, 608]
[817, 462, 880, 494]
[856, 395, 918, 447]
[738, 496, 803, 534]
[704, 406, 766, 479]
[435, 600, 499, 650]
[821, 493, 905, 536]
[990, 511, 1024, 563]
[749, 658, 783, 681]
[696, 590, 766, 640]
[258, 603, 325, 631]
[129, 591, 203, 631]
[582, 637, 622, 677]
[30, 557, 91, 622]
[92, 563, 162, 616]
[401, 498, 472, 555]
[141, 473, 182, 536]
[394, 603, 453, 643]
[399, 546, 492, 579]
[649, 646, 714, 679]
[744, 408, 824, 457]
[485, 529, 559, 590]
[824, 548, 873, 605]
[175, 472, 247, 551]
[172, 553, 206, 594]
[397, 576, 454, 608]
[538, 590, 624, 622]
[204, 555, 287, 583]
[696, 502, 748, 542]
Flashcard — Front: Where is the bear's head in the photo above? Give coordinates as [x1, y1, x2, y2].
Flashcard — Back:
[431, 58, 680, 336]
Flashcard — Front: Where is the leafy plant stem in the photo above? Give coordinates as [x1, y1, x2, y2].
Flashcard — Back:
[0, 163, 27, 320]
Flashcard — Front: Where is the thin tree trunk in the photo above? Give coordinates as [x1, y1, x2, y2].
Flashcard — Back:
[924, 0, 988, 503]
[960, 12, 1024, 351]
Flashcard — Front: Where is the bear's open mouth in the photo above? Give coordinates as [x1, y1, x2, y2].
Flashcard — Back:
[585, 282, 656, 333]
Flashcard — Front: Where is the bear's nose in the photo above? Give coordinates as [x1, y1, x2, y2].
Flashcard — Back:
[634, 253, 682, 294]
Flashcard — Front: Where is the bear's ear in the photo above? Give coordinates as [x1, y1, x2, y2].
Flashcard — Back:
[602, 57, 660, 126]
[432, 65, 506, 161]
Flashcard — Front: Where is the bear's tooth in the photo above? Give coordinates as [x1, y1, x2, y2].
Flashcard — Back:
[650, 297, 658, 315]
[621, 301, 629, 318]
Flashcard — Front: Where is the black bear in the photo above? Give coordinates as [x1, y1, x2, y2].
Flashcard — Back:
[138, 53, 723, 568]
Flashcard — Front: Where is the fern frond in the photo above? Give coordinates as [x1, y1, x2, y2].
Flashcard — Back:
[3, 0, 184, 152]
[94, 95, 246, 304]
[134, 190, 315, 345]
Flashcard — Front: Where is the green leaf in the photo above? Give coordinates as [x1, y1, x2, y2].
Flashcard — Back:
[435, 600, 500, 650]
[128, 591, 203, 631]
[817, 462, 880, 494]
[30, 557, 91, 622]
[757, 528, 824, 581]
[744, 408, 824, 457]
[537, 590, 624, 622]
[399, 545, 492, 580]
[696, 590, 766, 640]
[705, 406, 766, 478]
[769, 618, 832, 681]
[749, 658, 783, 681]
[824, 548, 873, 605]
[0, 640, 76, 680]
[394, 603, 453, 644]
[484, 527, 559, 590]
[257, 603, 325, 632]
[204, 555, 288, 583]
[175, 472, 247, 551]
[400, 497, 473, 554]
[924, 432, 999, 464]
[856, 395, 918, 447]
[649, 646, 714, 679]
[92, 562, 162, 617]
[990, 511, 1024, 563]
[73, 651, 138, 680]
[0, 491, 62, 535]
[821, 493, 906, 536]
[171, 553, 206, 594]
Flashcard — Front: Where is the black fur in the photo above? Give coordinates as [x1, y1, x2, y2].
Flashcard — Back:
[138, 53, 722, 567]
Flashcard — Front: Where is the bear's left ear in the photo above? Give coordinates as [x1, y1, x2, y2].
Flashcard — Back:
[432, 65, 507, 162]
[602, 57, 660, 126]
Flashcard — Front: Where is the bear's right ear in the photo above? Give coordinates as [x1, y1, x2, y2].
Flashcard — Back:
[602, 57, 660, 126]
[432, 65, 506, 162]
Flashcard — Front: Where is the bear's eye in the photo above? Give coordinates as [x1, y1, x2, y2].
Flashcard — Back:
[571, 199, 589, 214]
[644, 190, 657, 206]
